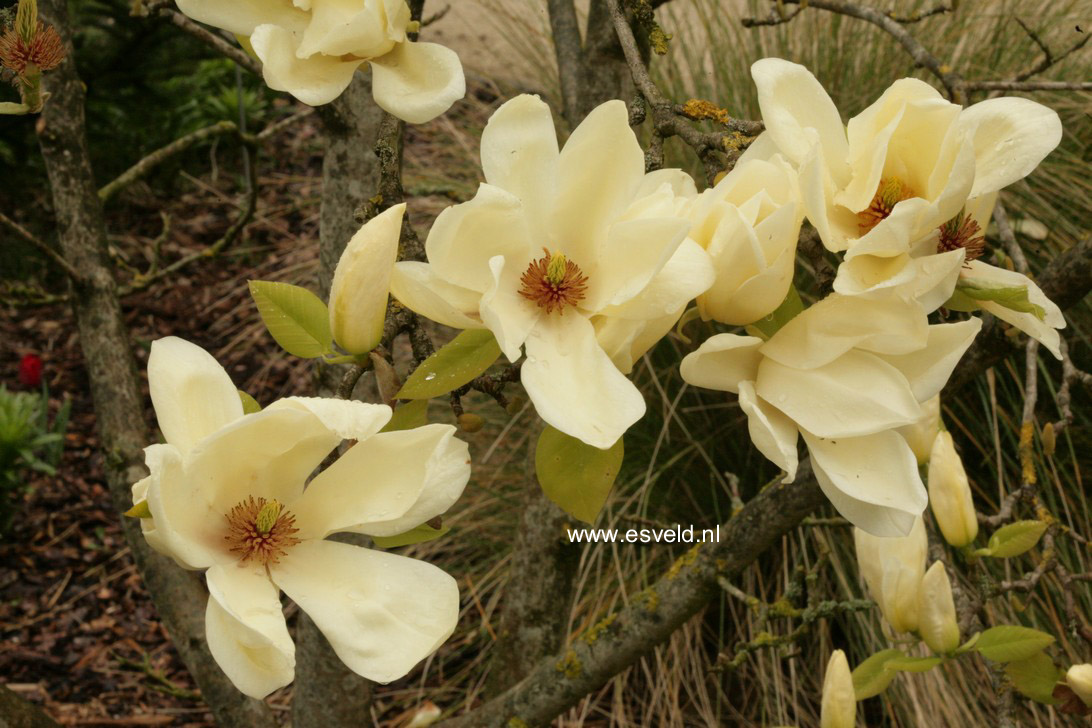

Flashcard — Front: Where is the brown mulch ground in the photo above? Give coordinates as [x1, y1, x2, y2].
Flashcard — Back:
[0, 84, 502, 726]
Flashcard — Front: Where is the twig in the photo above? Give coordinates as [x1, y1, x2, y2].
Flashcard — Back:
[1010, 18, 1091, 83]
[962, 80, 1092, 92]
[153, 7, 263, 77]
[0, 211, 85, 282]
[992, 201, 1029, 275]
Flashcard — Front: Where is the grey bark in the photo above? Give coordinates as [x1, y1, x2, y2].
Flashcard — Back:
[292, 73, 384, 728]
[34, 2, 274, 725]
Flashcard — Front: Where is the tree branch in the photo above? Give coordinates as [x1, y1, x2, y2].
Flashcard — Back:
[152, 6, 263, 77]
[438, 465, 824, 728]
[0, 210, 84, 282]
[547, 0, 584, 128]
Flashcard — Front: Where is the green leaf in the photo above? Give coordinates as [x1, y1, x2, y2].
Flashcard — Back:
[238, 390, 261, 414]
[535, 425, 624, 524]
[124, 500, 152, 519]
[885, 656, 943, 673]
[747, 285, 804, 339]
[852, 648, 904, 699]
[381, 399, 429, 432]
[975, 625, 1055, 663]
[954, 632, 981, 655]
[985, 520, 1048, 559]
[955, 280, 1046, 320]
[397, 329, 501, 400]
[248, 280, 333, 358]
[1004, 651, 1063, 704]
[371, 522, 449, 549]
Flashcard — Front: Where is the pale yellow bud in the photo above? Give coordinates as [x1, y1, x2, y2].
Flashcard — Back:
[918, 562, 960, 654]
[406, 701, 441, 727]
[896, 394, 940, 465]
[820, 650, 856, 728]
[854, 516, 926, 634]
[1067, 664, 1092, 707]
[927, 431, 978, 547]
[328, 203, 405, 355]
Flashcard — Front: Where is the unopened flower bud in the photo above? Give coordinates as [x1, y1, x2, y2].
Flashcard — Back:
[927, 431, 978, 547]
[897, 394, 940, 465]
[1067, 664, 1092, 707]
[918, 562, 960, 654]
[505, 396, 525, 416]
[854, 516, 926, 634]
[328, 203, 404, 355]
[407, 701, 441, 727]
[457, 413, 484, 433]
[820, 650, 856, 728]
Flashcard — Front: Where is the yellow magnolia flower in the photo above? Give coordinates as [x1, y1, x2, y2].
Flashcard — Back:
[132, 337, 471, 698]
[820, 650, 856, 728]
[682, 293, 980, 536]
[176, 0, 465, 121]
[854, 516, 927, 633]
[918, 561, 960, 654]
[896, 394, 940, 466]
[927, 430, 979, 547]
[1067, 664, 1092, 707]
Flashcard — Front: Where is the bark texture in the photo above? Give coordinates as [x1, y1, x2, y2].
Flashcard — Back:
[0, 687, 59, 728]
[34, 2, 273, 725]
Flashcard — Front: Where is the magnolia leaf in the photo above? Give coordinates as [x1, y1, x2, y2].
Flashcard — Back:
[975, 625, 1055, 663]
[536, 425, 624, 524]
[397, 329, 501, 400]
[985, 520, 1048, 559]
[747, 285, 804, 339]
[852, 648, 904, 699]
[955, 280, 1046, 321]
[238, 390, 261, 414]
[0, 102, 31, 115]
[371, 522, 449, 549]
[248, 280, 333, 358]
[124, 500, 152, 518]
[885, 656, 943, 673]
[381, 399, 429, 432]
[1005, 651, 1063, 705]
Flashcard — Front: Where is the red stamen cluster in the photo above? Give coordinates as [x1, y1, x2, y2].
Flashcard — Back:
[858, 177, 915, 235]
[937, 212, 986, 262]
[224, 496, 300, 566]
[518, 248, 589, 315]
[0, 22, 63, 75]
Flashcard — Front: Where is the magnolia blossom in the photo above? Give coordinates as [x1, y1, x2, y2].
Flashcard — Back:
[681, 293, 980, 536]
[896, 394, 940, 466]
[750, 58, 1065, 357]
[927, 429, 978, 547]
[176, 0, 465, 122]
[917, 561, 960, 654]
[131, 337, 471, 698]
[854, 516, 927, 633]
[820, 650, 856, 728]
[685, 149, 803, 325]
[1068, 664, 1092, 707]
[390, 95, 714, 448]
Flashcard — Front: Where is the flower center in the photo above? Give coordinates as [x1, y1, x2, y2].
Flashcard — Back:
[858, 177, 915, 235]
[224, 496, 300, 566]
[936, 212, 985, 262]
[0, 22, 64, 75]
[518, 248, 589, 315]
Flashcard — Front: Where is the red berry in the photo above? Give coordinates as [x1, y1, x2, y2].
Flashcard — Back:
[19, 353, 42, 388]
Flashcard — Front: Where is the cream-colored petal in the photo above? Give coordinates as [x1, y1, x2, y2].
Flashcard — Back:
[738, 381, 798, 483]
[582, 217, 692, 312]
[634, 168, 697, 200]
[835, 248, 965, 314]
[960, 260, 1064, 359]
[389, 262, 483, 330]
[552, 100, 645, 268]
[874, 318, 982, 401]
[760, 293, 929, 370]
[479, 255, 540, 362]
[600, 239, 714, 321]
[176, 0, 308, 35]
[593, 308, 682, 374]
[141, 444, 214, 569]
[205, 563, 294, 699]
[290, 424, 470, 540]
[271, 540, 459, 683]
[757, 352, 922, 438]
[329, 203, 404, 355]
[521, 313, 645, 449]
[679, 334, 763, 394]
[370, 41, 466, 124]
[961, 97, 1062, 198]
[424, 183, 535, 293]
[479, 94, 559, 237]
[805, 430, 927, 537]
[251, 24, 362, 106]
[265, 397, 392, 441]
[750, 58, 849, 178]
[148, 337, 243, 456]
[297, 0, 392, 59]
